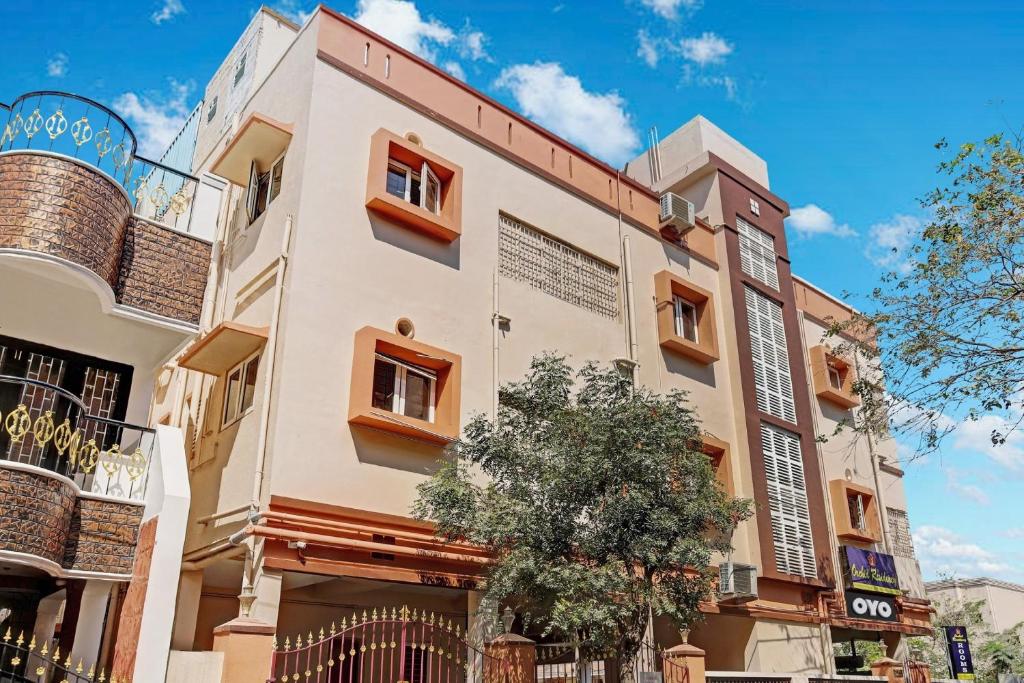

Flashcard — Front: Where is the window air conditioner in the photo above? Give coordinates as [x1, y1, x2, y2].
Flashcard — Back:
[658, 192, 696, 241]
[718, 562, 758, 603]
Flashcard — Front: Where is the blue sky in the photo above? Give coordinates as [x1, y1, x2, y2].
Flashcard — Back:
[3, 0, 1023, 583]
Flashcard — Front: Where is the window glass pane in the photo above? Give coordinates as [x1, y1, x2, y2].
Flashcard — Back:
[269, 159, 284, 202]
[424, 172, 439, 213]
[386, 163, 407, 199]
[372, 359, 396, 411]
[675, 297, 697, 342]
[224, 369, 241, 423]
[828, 365, 843, 390]
[207, 97, 218, 123]
[241, 356, 259, 413]
[403, 371, 432, 421]
[254, 173, 270, 218]
[409, 174, 422, 207]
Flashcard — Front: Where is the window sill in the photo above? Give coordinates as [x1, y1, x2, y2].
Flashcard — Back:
[221, 406, 255, 432]
[661, 336, 720, 365]
[349, 408, 456, 445]
[816, 386, 860, 410]
[366, 192, 460, 242]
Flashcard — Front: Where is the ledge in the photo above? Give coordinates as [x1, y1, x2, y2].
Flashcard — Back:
[809, 345, 860, 409]
[211, 113, 293, 185]
[179, 321, 269, 375]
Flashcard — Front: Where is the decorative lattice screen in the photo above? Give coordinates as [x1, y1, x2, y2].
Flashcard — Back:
[887, 507, 916, 558]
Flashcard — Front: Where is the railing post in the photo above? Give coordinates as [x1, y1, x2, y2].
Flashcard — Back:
[662, 638, 705, 683]
[485, 632, 536, 683]
[212, 616, 276, 683]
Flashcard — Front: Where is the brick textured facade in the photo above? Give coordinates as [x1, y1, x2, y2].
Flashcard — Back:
[117, 218, 211, 325]
[0, 466, 76, 565]
[111, 515, 158, 682]
[0, 464, 143, 575]
[64, 496, 144, 574]
[0, 153, 210, 325]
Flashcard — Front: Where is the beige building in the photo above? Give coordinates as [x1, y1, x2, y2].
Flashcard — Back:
[926, 577, 1024, 634]
[134, 5, 935, 681]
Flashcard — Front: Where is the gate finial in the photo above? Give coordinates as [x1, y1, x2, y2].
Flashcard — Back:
[400, 605, 410, 621]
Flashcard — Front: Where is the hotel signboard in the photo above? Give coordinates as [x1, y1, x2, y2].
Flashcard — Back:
[944, 626, 976, 680]
[843, 546, 901, 596]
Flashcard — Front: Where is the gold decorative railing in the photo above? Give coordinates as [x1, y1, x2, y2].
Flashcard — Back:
[0, 91, 198, 233]
[0, 375, 152, 501]
[0, 628, 122, 683]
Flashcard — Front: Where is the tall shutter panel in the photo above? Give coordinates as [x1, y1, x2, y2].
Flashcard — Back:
[760, 423, 817, 578]
[738, 218, 780, 291]
[745, 286, 796, 423]
[245, 160, 259, 221]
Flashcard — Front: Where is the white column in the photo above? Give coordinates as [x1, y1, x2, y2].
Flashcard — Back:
[249, 565, 282, 626]
[171, 570, 204, 650]
[31, 588, 65, 647]
[70, 581, 113, 668]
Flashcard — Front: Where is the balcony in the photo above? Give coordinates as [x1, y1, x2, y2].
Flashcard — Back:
[0, 91, 212, 327]
[0, 375, 153, 577]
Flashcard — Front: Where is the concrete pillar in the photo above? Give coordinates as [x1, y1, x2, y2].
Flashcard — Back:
[212, 617, 276, 683]
[70, 580, 113, 669]
[663, 638, 706, 683]
[248, 565, 282, 626]
[871, 657, 906, 683]
[171, 570, 204, 650]
[31, 589, 65, 649]
[484, 632, 536, 683]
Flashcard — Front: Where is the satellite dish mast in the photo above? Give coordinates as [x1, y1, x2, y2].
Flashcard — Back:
[647, 126, 663, 184]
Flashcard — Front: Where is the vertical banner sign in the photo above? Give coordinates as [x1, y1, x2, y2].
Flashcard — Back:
[944, 626, 975, 680]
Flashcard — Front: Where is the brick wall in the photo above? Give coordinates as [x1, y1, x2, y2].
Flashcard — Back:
[111, 515, 158, 682]
[64, 496, 144, 574]
[0, 152, 211, 325]
[0, 466, 76, 565]
[0, 153, 130, 287]
[117, 218, 211, 325]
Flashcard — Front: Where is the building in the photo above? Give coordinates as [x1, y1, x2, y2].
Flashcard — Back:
[0, 86, 220, 678]
[926, 577, 1024, 634]
[146, 6, 934, 681]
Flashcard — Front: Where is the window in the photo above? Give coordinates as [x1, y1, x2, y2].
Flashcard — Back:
[222, 352, 259, 426]
[499, 214, 620, 319]
[737, 217, 779, 291]
[848, 491, 867, 531]
[888, 507, 915, 558]
[760, 423, 817, 579]
[828, 364, 843, 390]
[673, 295, 698, 342]
[385, 159, 440, 214]
[246, 155, 285, 223]
[372, 353, 436, 423]
[206, 96, 218, 124]
[233, 53, 247, 86]
[745, 286, 796, 423]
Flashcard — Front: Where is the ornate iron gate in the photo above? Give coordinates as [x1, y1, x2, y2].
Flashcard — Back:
[268, 607, 520, 683]
[0, 629, 108, 683]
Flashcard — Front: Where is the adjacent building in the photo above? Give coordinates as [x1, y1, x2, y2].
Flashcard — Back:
[926, 577, 1024, 634]
[152, 5, 932, 680]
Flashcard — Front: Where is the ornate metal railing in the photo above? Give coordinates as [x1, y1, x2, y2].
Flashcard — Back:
[0, 376, 153, 502]
[536, 640, 686, 683]
[0, 91, 198, 233]
[268, 607, 523, 683]
[0, 629, 119, 683]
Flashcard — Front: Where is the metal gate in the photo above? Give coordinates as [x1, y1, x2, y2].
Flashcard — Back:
[268, 607, 520, 683]
[0, 630, 105, 683]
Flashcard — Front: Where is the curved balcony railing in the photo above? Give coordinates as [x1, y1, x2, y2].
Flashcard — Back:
[0, 375, 153, 502]
[0, 91, 199, 233]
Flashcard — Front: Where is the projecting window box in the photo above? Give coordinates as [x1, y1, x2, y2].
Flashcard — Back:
[654, 270, 719, 365]
[365, 128, 463, 243]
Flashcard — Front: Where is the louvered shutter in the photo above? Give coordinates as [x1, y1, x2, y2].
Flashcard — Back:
[738, 218, 780, 291]
[760, 423, 817, 578]
[745, 286, 796, 423]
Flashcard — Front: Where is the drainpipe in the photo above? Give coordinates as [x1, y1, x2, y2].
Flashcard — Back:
[856, 353, 894, 557]
[616, 173, 639, 381]
[492, 269, 500, 417]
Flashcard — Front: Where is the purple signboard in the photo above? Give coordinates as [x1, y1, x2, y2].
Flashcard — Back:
[843, 546, 900, 596]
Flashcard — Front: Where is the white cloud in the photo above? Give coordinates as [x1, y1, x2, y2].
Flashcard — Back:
[698, 74, 737, 101]
[113, 80, 193, 158]
[943, 469, 990, 506]
[458, 21, 490, 61]
[47, 53, 68, 78]
[952, 414, 1024, 471]
[787, 204, 857, 238]
[494, 62, 641, 166]
[353, 0, 455, 62]
[639, 0, 701, 20]
[865, 214, 921, 272]
[271, 0, 315, 25]
[913, 525, 1016, 579]
[1003, 528, 1024, 539]
[151, 0, 185, 25]
[637, 30, 660, 68]
[443, 61, 466, 81]
[678, 32, 732, 66]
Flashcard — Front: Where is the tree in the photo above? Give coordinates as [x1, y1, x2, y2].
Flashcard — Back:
[831, 133, 1024, 456]
[414, 355, 752, 679]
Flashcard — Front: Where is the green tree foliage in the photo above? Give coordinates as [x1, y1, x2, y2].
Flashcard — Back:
[832, 134, 1024, 455]
[414, 355, 752, 676]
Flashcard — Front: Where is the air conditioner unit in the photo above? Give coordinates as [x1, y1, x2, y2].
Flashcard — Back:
[718, 562, 758, 603]
[658, 192, 696, 241]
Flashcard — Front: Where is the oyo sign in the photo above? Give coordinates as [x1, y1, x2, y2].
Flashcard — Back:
[845, 590, 898, 622]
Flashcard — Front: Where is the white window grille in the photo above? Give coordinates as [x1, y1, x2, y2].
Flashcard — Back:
[498, 214, 619, 319]
[760, 422, 817, 579]
[738, 217, 780, 290]
[887, 507, 916, 558]
[745, 286, 796, 423]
